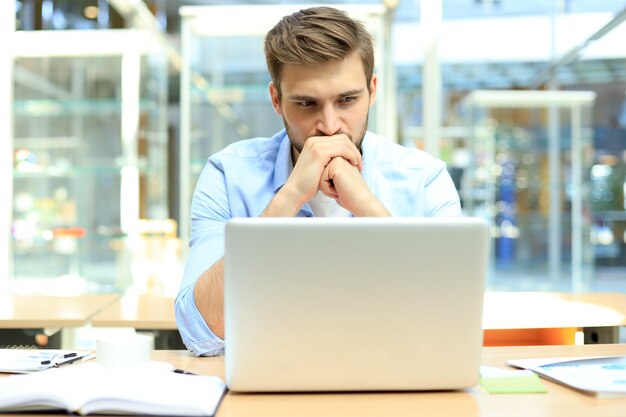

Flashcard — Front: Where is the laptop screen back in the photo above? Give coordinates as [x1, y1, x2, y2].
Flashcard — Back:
[224, 217, 490, 392]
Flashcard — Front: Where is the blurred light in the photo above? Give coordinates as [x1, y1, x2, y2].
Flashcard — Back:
[42, 230, 54, 241]
[41, 0, 53, 20]
[575, 331, 585, 345]
[591, 164, 612, 178]
[54, 187, 68, 201]
[383, 0, 401, 9]
[84, 6, 98, 19]
[521, 153, 535, 165]
[12, 219, 37, 241]
[500, 220, 520, 239]
[512, 126, 526, 139]
[592, 225, 614, 246]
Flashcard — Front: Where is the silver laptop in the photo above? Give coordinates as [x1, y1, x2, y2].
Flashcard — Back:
[224, 217, 490, 392]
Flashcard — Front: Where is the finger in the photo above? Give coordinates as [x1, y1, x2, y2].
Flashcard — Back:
[319, 165, 338, 199]
[306, 134, 362, 167]
[320, 184, 338, 200]
[326, 136, 362, 170]
[334, 135, 362, 170]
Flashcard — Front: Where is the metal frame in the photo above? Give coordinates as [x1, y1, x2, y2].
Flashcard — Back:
[0, 1, 16, 292]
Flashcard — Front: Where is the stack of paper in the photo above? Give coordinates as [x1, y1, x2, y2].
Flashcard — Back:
[0, 349, 94, 373]
[506, 355, 626, 398]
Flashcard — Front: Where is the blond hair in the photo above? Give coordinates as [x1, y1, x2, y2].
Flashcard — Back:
[264, 7, 375, 98]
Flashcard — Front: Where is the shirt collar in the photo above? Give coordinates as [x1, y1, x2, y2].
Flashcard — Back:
[273, 129, 292, 192]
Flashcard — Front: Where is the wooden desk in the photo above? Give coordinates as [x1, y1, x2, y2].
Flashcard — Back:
[90, 294, 183, 349]
[151, 344, 626, 417]
[91, 292, 626, 346]
[81, 291, 626, 347]
[483, 292, 626, 345]
[90, 294, 177, 330]
[0, 294, 120, 329]
[0, 345, 625, 416]
[0, 293, 120, 348]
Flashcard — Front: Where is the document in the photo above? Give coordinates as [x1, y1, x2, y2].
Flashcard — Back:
[0, 362, 226, 416]
[0, 349, 94, 373]
[506, 355, 626, 398]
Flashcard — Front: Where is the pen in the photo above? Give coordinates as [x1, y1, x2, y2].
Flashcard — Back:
[40, 352, 77, 365]
[54, 355, 82, 368]
[173, 369, 197, 375]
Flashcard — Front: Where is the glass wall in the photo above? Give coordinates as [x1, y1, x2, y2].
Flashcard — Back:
[460, 90, 596, 292]
[393, 3, 626, 293]
[4, 0, 626, 294]
[9, 29, 169, 294]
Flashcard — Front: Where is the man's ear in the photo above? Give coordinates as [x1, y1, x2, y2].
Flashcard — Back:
[368, 74, 378, 108]
[269, 81, 283, 116]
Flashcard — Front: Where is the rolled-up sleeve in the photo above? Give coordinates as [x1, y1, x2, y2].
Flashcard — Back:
[175, 158, 229, 356]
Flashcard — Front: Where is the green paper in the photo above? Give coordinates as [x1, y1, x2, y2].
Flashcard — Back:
[480, 374, 548, 394]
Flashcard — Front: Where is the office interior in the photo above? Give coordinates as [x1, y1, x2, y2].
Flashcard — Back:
[1, 0, 626, 349]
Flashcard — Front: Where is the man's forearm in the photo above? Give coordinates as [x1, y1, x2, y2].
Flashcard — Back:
[193, 258, 225, 339]
[350, 194, 391, 217]
[261, 184, 305, 217]
[192, 187, 303, 340]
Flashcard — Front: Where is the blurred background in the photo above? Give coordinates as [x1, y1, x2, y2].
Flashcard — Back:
[2, 0, 626, 297]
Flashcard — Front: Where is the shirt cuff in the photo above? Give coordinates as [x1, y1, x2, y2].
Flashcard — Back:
[175, 284, 225, 356]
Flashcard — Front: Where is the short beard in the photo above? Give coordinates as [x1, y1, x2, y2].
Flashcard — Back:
[284, 113, 369, 156]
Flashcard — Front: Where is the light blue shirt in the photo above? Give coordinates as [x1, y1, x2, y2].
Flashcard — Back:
[175, 129, 461, 356]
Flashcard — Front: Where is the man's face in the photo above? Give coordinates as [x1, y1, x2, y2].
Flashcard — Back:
[269, 52, 377, 161]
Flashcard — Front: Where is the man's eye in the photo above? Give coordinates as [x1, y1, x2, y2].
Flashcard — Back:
[340, 96, 356, 104]
[297, 100, 315, 107]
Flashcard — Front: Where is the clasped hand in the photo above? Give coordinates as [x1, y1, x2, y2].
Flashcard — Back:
[287, 134, 376, 215]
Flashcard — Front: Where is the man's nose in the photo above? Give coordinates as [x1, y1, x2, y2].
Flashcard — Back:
[316, 105, 341, 136]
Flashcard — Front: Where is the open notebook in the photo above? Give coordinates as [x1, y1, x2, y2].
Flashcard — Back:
[0, 362, 226, 416]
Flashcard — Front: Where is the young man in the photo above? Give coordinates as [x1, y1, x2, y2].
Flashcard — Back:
[176, 7, 461, 356]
